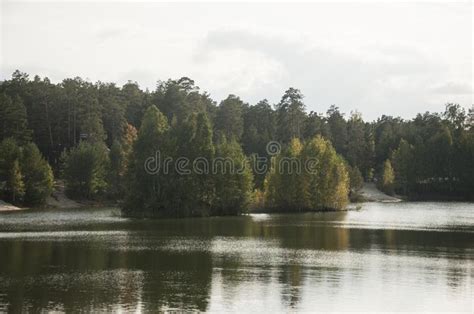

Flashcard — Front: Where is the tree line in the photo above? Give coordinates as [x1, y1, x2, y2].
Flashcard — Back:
[0, 71, 472, 214]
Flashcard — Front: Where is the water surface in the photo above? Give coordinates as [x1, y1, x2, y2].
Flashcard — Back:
[0, 202, 472, 312]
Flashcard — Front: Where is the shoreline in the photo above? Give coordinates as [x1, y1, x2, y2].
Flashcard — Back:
[0, 200, 23, 212]
[359, 183, 402, 203]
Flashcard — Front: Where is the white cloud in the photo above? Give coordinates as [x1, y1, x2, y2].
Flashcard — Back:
[1, 1, 472, 120]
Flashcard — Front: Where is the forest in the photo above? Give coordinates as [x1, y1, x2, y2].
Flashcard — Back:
[0, 70, 473, 217]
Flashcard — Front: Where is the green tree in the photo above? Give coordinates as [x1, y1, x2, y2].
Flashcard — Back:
[275, 88, 306, 142]
[0, 93, 32, 144]
[346, 112, 366, 169]
[213, 137, 253, 215]
[379, 159, 395, 195]
[9, 160, 25, 204]
[303, 111, 330, 140]
[62, 141, 109, 198]
[107, 140, 125, 197]
[242, 99, 276, 188]
[215, 95, 245, 141]
[20, 143, 54, 205]
[349, 166, 364, 193]
[183, 112, 216, 216]
[98, 82, 126, 146]
[122, 81, 146, 128]
[300, 136, 349, 210]
[0, 138, 22, 203]
[265, 138, 306, 211]
[265, 136, 349, 211]
[124, 105, 170, 216]
[391, 139, 415, 195]
[326, 105, 348, 156]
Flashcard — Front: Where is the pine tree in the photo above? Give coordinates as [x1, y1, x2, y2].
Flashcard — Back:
[276, 88, 306, 142]
[107, 140, 125, 197]
[0, 93, 32, 144]
[0, 138, 22, 202]
[392, 139, 415, 195]
[215, 95, 245, 141]
[184, 112, 216, 216]
[124, 105, 170, 216]
[379, 159, 395, 195]
[349, 166, 364, 192]
[20, 142, 54, 205]
[300, 136, 349, 210]
[213, 137, 253, 215]
[62, 141, 109, 198]
[9, 160, 25, 204]
[265, 136, 349, 211]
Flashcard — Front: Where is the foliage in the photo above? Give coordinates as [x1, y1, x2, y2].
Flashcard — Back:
[391, 139, 415, 195]
[215, 95, 245, 141]
[62, 141, 109, 198]
[378, 159, 395, 195]
[349, 166, 364, 192]
[1, 71, 473, 211]
[123, 105, 170, 215]
[0, 93, 32, 144]
[124, 107, 254, 217]
[20, 143, 54, 205]
[265, 136, 349, 211]
[0, 138, 53, 205]
[107, 140, 125, 197]
[275, 88, 306, 142]
[213, 137, 254, 215]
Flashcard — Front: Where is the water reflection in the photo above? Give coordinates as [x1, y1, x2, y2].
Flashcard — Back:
[0, 202, 472, 312]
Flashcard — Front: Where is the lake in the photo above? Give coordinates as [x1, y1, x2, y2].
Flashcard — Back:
[0, 202, 472, 312]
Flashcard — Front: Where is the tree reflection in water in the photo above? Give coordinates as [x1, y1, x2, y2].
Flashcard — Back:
[0, 204, 472, 312]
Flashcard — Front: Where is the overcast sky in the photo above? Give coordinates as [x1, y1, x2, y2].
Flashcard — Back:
[1, 1, 472, 120]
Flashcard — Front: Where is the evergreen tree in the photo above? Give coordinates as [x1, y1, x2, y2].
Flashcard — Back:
[346, 112, 366, 170]
[123, 105, 170, 216]
[300, 136, 349, 210]
[0, 138, 22, 203]
[349, 166, 364, 193]
[122, 81, 146, 128]
[185, 112, 216, 216]
[62, 141, 109, 198]
[265, 138, 306, 211]
[107, 140, 125, 197]
[265, 136, 349, 211]
[275, 88, 306, 142]
[0, 93, 32, 144]
[326, 105, 348, 156]
[9, 160, 25, 204]
[303, 111, 330, 140]
[392, 139, 415, 195]
[213, 137, 253, 215]
[379, 159, 395, 195]
[215, 95, 245, 141]
[20, 143, 54, 205]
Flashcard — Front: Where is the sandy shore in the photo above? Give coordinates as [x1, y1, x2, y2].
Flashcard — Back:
[1, 181, 83, 212]
[360, 183, 402, 202]
[46, 181, 83, 209]
[0, 200, 22, 211]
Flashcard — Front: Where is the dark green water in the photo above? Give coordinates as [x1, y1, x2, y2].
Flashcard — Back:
[0, 202, 472, 312]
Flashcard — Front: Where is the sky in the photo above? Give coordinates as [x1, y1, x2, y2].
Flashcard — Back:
[1, 0, 472, 120]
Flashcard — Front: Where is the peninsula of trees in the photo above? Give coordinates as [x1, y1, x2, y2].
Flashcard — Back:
[0, 71, 472, 216]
